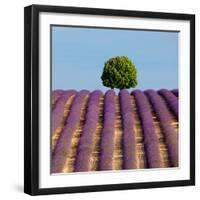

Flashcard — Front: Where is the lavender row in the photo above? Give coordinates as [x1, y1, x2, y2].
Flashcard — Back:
[74, 90, 103, 172]
[99, 90, 116, 170]
[145, 90, 178, 167]
[119, 89, 137, 169]
[51, 90, 77, 137]
[51, 90, 89, 173]
[158, 89, 178, 120]
[133, 90, 163, 168]
[171, 89, 178, 97]
[52, 90, 64, 109]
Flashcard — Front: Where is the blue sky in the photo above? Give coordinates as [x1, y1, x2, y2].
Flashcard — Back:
[52, 26, 178, 92]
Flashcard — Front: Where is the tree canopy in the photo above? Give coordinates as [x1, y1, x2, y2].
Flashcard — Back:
[101, 56, 138, 90]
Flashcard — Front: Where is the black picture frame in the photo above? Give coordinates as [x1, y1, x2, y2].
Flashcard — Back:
[24, 4, 195, 196]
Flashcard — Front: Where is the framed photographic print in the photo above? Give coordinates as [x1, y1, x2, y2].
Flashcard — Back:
[24, 4, 195, 195]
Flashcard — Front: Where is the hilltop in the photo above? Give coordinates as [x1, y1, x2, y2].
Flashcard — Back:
[51, 89, 178, 173]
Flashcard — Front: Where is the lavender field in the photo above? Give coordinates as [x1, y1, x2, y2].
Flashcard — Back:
[51, 89, 178, 173]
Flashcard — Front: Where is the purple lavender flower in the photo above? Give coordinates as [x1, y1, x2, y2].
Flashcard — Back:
[52, 90, 64, 108]
[119, 89, 137, 169]
[51, 90, 89, 173]
[145, 90, 178, 167]
[51, 90, 77, 136]
[158, 89, 178, 120]
[133, 90, 163, 168]
[75, 90, 103, 172]
[99, 90, 116, 170]
[171, 89, 178, 97]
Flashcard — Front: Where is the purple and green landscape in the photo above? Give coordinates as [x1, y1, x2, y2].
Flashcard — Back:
[51, 26, 179, 173]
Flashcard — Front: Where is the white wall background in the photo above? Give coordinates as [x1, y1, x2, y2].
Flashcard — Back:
[0, 0, 199, 199]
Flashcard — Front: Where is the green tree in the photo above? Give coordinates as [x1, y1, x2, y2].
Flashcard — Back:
[101, 56, 138, 90]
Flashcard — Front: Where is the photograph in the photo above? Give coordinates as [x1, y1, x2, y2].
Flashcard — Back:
[24, 4, 195, 195]
[50, 26, 179, 174]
